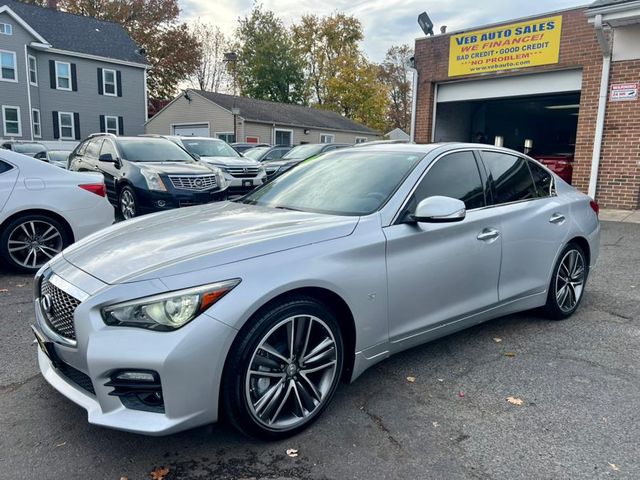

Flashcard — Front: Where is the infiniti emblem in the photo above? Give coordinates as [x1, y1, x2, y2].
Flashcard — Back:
[41, 294, 53, 314]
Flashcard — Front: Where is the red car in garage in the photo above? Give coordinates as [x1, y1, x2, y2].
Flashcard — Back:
[532, 153, 574, 185]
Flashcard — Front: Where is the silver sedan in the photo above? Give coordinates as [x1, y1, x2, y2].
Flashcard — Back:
[32, 143, 600, 439]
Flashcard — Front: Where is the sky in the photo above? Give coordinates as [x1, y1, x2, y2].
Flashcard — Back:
[179, 0, 587, 62]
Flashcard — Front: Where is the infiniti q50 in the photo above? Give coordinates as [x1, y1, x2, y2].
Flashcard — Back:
[32, 143, 599, 439]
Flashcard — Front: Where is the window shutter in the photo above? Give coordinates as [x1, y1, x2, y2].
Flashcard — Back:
[52, 111, 59, 139]
[71, 64, 78, 91]
[97, 68, 103, 95]
[49, 60, 56, 89]
[99, 115, 105, 133]
[73, 113, 81, 140]
[116, 70, 122, 97]
[118, 116, 124, 135]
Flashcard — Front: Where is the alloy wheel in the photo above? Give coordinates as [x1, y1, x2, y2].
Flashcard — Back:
[245, 314, 338, 431]
[7, 220, 63, 269]
[555, 249, 585, 312]
[120, 189, 136, 219]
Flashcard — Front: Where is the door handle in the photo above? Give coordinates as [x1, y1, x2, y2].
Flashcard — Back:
[477, 228, 500, 241]
[549, 213, 566, 224]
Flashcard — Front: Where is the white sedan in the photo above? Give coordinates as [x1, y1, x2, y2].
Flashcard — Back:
[0, 149, 114, 272]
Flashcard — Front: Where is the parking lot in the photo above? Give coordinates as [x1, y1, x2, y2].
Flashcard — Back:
[0, 220, 638, 480]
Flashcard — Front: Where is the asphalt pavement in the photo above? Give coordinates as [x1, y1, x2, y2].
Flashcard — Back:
[0, 221, 638, 480]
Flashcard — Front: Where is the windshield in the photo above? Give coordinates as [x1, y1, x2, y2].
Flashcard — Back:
[48, 151, 70, 162]
[243, 147, 269, 160]
[181, 139, 239, 158]
[241, 151, 423, 216]
[118, 139, 194, 162]
[282, 144, 324, 159]
[14, 143, 46, 154]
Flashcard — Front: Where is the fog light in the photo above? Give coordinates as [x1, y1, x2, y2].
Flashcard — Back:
[156, 200, 166, 207]
[115, 371, 156, 382]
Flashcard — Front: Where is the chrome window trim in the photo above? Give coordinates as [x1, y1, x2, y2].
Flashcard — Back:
[390, 147, 558, 226]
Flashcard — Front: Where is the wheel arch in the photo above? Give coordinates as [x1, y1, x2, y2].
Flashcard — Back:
[568, 236, 590, 269]
[0, 208, 75, 243]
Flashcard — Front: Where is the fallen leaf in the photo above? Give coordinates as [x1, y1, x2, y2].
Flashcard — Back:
[437, 378, 444, 382]
[608, 463, 620, 472]
[432, 421, 439, 428]
[504, 352, 517, 357]
[55, 441, 66, 447]
[0, 289, 8, 293]
[16, 283, 25, 287]
[458, 391, 465, 398]
[149, 467, 170, 480]
[120, 477, 129, 480]
[406, 376, 416, 383]
[493, 337, 503, 343]
[506, 396, 524, 406]
[286, 448, 299, 458]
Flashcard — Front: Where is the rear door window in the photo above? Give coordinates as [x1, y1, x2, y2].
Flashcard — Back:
[0, 160, 13, 174]
[86, 139, 103, 159]
[527, 160, 553, 197]
[481, 151, 537, 205]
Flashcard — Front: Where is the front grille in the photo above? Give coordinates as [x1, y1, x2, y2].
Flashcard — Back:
[227, 166, 260, 178]
[58, 361, 95, 395]
[41, 278, 79, 341]
[168, 175, 217, 191]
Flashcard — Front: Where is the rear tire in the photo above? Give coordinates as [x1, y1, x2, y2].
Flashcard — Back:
[222, 295, 344, 440]
[544, 243, 587, 320]
[0, 214, 71, 273]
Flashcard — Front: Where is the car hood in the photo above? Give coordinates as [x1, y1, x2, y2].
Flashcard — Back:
[138, 161, 215, 175]
[62, 202, 358, 284]
[200, 156, 261, 167]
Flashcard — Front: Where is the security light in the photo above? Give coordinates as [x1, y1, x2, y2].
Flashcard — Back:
[418, 12, 434, 36]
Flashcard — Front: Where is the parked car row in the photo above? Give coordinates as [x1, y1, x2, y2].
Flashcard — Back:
[2, 140, 73, 169]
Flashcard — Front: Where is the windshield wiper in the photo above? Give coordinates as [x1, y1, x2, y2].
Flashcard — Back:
[273, 205, 304, 212]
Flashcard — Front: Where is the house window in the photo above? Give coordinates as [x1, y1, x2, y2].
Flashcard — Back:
[103, 69, 117, 96]
[0, 50, 17, 81]
[105, 115, 119, 135]
[274, 129, 293, 145]
[2, 106, 21, 136]
[319, 134, 335, 144]
[355, 136, 368, 144]
[0, 23, 12, 35]
[32, 109, 41, 138]
[55, 61, 71, 90]
[246, 136, 260, 143]
[58, 112, 75, 139]
[28, 55, 37, 86]
[216, 132, 235, 143]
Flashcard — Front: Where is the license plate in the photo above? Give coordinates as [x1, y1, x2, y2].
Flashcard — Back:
[31, 325, 61, 367]
[242, 179, 253, 187]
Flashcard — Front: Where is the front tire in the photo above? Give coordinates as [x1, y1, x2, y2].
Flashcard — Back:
[119, 186, 137, 220]
[222, 296, 344, 440]
[544, 243, 587, 320]
[0, 214, 70, 273]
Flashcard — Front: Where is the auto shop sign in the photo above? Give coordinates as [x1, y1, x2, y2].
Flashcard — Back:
[610, 83, 638, 101]
[449, 15, 563, 77]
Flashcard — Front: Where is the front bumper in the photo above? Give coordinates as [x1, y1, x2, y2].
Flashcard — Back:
[223, 171, 267, 193]
[134, 185, 229, 214]
[33, 264, 238, 435]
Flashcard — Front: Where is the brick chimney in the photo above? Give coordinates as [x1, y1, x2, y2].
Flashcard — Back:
[47, 0, 58, 9]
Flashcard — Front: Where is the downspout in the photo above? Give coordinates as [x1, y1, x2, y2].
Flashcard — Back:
[24, 45, 34, 140]
[588, 14, 611, 199]
[409, 65, 418, 142]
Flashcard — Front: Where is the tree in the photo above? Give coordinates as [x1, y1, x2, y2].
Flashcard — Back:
[188, 22, 231, 93]
[40, 0, 201, 100]
[379, 44, 413, 133]
[234, 5, 306, 104]
[292, 13, 363, 106]
[324, 54, 389, 132]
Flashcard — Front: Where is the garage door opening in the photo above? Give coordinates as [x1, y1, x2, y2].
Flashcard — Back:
[434, 92, 580, 153]
[172, 124, 210, 137]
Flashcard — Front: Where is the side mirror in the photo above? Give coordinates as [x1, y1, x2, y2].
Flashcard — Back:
[413, 196, 466, 223]
[191, 153, 201, 161]
[35, 151, 47, 160]
[99, 153, 116, 163]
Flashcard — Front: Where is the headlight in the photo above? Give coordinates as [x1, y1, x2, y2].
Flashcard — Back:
[140, 169, 167, 191]
[101, 279, 240, 331]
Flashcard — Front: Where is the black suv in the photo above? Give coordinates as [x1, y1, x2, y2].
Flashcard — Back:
[68, 134, 228, 219]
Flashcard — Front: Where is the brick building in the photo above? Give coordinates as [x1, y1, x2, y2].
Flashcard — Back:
[412, 0, 640, 210]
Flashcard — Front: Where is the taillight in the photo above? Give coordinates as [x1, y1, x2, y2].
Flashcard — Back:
[79, 183, 106, 197]
[590, 200, 600, 216]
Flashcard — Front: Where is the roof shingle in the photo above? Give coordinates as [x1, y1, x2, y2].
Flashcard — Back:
[194, 90, 378, 135]
[1, 0, 146, 64]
